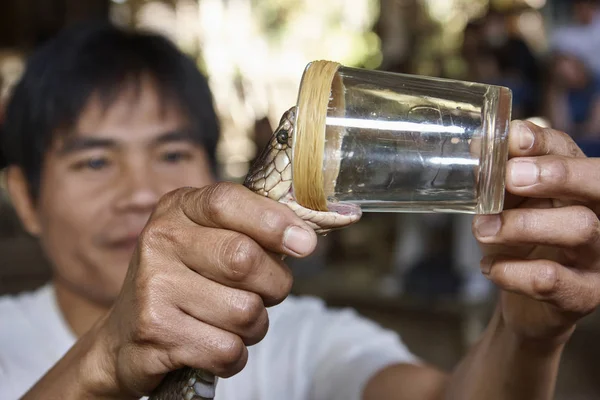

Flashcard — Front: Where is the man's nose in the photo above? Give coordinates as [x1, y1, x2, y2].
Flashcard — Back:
[115, 163, 160, 212]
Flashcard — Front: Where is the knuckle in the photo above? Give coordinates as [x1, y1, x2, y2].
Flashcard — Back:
[229, 293, 269, 345]
[555, 130, 582, 157]
[567, 140, 582, 157]
[541, 158, 569, 185]
[260, 208, 289, 234]
[202, 182, 237, 221]
[514, 212, 538, 235]
[485, 261, 516, 292]
[268, 267, 293, 305]
[573, 297, 597, 316]
[214, 335, 246, 374]
[561, 284, 597, 316]
[132, 273, 174, 344]
[245, 311, 269, 345]
[534, 127, 551, 153]
[139, 220, 180, 251]
[136, 224, 183, 267]
[230, 292, 265, 329]
[532, 263, 559, 297]
[496, 263, 517, 291]
[222, 235, 260, 282]
[134, 301, 165, 344]
[538, 127, 578, 157]
[155, 188, 186, 214]
[575, 207, 600, 245]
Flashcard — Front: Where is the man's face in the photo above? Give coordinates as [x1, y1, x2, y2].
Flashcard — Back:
[553, 55, 589, 89]
[33, 77, 215, 304]
[574, 3, 596, 25]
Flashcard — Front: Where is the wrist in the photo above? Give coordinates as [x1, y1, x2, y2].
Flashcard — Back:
[445, 305, 568, 400]
[20, 314, 130, 400]
[77, 315, 133, 399]
[491, 306, 574, 355]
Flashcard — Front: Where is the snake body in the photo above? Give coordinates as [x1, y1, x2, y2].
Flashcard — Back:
[149, 107, 361, 399]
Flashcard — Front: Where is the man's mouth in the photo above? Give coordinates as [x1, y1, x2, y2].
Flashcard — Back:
[106, 235, 141, 251]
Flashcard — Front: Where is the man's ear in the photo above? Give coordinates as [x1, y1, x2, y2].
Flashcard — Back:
[6, 166, 42, 236]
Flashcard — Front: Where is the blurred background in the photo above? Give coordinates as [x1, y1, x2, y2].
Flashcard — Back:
[1, 0, 599, 398]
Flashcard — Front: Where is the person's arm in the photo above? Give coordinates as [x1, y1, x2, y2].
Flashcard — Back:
[441, 307, 565, 400]
[363, 364, 448, 400]
[363, 306, 564, 400]
[16, 183, 321, 399]
[19, 317, 125, 400]
[366, 120, 600, 400]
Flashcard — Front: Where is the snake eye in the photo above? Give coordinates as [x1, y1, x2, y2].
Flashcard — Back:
[276, 129, 289, 144]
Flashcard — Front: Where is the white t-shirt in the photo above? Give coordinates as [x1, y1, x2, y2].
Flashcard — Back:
[0, 283, 419, 400]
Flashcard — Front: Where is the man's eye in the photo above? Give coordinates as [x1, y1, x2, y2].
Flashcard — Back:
[73, 157, 109, 171]
[162, 151, 191, 163]
[87, 158, 108, 170]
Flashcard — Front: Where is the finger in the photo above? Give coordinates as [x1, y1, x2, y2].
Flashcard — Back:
[506, 156, 600, 202]
[481, 257, 600, 317]
[473, 206, 600, 249]
[123, 301, 248, 379]
[139, 221, 293, 307]
[157, 224, 293, 307]
[170, 317, 248, 378]
[170, 266, 270, 346]
[155, 314, 249, 378]
[173, 183, 318, 258]
[508, 120, 586, 159]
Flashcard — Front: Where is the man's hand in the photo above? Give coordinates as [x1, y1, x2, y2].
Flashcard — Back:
[91, 183, 318, 398]
[473, 120, 600, 342]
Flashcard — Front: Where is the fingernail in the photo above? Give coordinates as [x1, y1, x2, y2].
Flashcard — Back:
[518, 123, 535, 150]
[283, 226, 314, 256]
[480, 257, 493, 275]
[475, 215, 501, 237]
[511, 161, 538, 187]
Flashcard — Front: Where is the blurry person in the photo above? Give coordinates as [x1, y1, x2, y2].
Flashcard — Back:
[545, 53, 600, 139]
[548, 0, 600, 155]
[480, 10, 541, 119]
[551, 0, 600, 77]
[573, 0, 600, 25]
[2, 21, 600, 400]
[461, 21, 502, 84]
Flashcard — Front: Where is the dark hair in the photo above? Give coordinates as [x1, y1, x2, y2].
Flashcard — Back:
[1, 21, 220, 199]
[0, 125, 5, 169]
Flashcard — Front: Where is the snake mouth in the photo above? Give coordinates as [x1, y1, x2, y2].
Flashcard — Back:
[326, 200, 362, 217]
[287, 187, 362, 217]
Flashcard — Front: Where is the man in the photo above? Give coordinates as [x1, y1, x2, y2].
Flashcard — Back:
[547, 0, 600, 151]
[545, 52, 600, 139]
[550, 0, 600, 78]
[1, 22, 600, 400]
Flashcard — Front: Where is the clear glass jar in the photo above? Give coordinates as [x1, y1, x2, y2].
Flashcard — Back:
[293, 61, 512, 214]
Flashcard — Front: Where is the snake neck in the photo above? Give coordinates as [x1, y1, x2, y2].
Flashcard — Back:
[244, 106, 296, 202]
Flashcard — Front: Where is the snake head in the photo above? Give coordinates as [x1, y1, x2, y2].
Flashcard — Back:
[244, 107, 296, 201]
[244, 106, 361, 235]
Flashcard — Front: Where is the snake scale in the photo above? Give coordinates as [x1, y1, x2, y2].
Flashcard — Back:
[148, 106, 362, 399]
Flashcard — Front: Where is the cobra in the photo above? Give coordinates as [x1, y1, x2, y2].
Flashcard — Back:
[149, 106, 362, 400]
